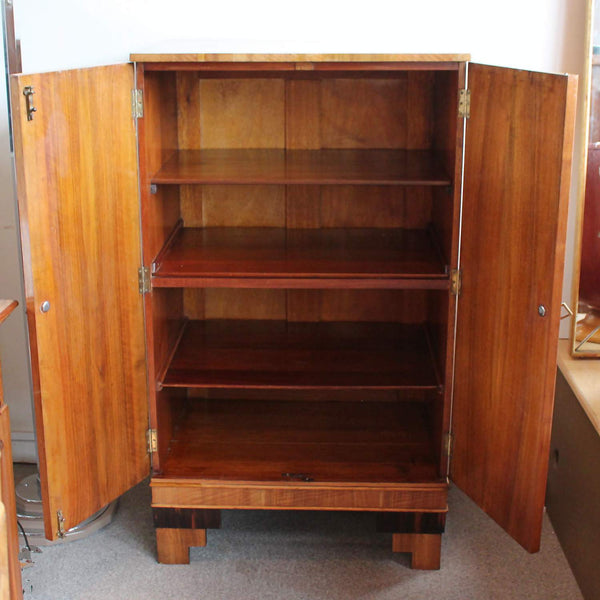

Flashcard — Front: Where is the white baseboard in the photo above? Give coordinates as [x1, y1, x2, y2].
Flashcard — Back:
[10, 431, 37, 463]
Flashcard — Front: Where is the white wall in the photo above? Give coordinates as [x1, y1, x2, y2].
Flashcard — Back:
[2, 0, 590, 459]
[11, 0, 576, 74]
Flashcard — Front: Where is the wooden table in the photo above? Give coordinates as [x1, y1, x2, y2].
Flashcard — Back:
[546, 340, 600, 600]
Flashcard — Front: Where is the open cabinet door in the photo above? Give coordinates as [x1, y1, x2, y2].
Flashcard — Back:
[451, 64, 577, 552]
[11, 65, 149, 539]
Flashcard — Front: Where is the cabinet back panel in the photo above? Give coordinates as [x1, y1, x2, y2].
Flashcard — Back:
[319, 75, 434, 149]
[177, 76, 286, 149]
[181, 184, 285, 227]
[160, 399, 441, 483]
[173, 73, 440, 151]
[183, 289, 428, 323]
[319, 186, 432, 228]
[180, 185, 433, 229]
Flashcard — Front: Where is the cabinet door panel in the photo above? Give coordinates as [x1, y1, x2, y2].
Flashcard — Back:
[452, 64, 576, 551]
[11, 65, 149, 539]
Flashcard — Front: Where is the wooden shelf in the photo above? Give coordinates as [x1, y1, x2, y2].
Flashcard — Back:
[160, 399, 440, 484]
[151, 149, 452, 186]
[152, 227, 449, 289]
[160, 320, 441, 390]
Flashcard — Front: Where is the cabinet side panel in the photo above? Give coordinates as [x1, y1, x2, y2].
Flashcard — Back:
[452, 65, 577, 551]
[11, 65, 149, 538]
[0, 404, 22, 599]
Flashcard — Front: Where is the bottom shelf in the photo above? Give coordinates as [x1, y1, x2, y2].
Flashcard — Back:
[158, 399, 440, 484]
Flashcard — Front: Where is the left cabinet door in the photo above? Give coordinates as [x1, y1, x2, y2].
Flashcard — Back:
[11, 65, 149, 540]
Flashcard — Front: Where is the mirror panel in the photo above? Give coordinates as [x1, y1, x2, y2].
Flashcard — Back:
[572, 0, 600, 356]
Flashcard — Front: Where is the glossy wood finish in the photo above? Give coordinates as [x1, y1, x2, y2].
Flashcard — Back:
[182, 288, 431, 326]
[11, 66, 149, 538]
[452, 64, 577, 552]
[392, 533, 442, 569]
[131, 53, 470, 63]
[431, 65, 464, 475]
[0, 500, 7, 600]
[161, 320, 440, 390]
[151, 149, 451, 186]
[0, 408, 19, 600]
[179, 185, 434, 231]
[152, 226, 448, 287]
[156, 528, 207, 564]
[136, 67, 182, 474]
[0, 301, 21, 600]
[152, 480, 448, 512]
[160, 400, 439, 483]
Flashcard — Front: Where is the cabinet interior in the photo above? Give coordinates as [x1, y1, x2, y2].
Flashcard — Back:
[139, 64, 461, 488]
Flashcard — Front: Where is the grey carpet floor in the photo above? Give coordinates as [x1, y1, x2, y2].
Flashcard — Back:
[19, 480, 583, 600]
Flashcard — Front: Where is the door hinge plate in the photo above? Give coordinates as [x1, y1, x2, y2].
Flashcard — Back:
[138, 266, 150, 294]
[57, 509, 66, 539]
[458, 88, 470, 119]
[131, 89, 143, 118]
[146, 429, 158, 454]
[450, 269, 462, 296]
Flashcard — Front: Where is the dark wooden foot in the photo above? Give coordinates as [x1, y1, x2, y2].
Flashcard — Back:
[378, 512, 445, 570]
[156, 528, 207, 564]
[392, 533, 442, 569]
[153, 508, 221, 564]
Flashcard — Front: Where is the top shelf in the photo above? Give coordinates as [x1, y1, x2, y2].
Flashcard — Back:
[151, 149, 452, 186]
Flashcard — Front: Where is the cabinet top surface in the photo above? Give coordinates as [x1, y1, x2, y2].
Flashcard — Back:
[557, 340, 600, 437]
[129, 52, 470, 63]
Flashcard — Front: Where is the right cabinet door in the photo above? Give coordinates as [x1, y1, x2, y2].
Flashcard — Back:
[451, 63, 577, 552]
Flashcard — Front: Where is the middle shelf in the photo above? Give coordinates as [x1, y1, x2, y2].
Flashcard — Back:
[152, 226, 449, 289]
[159, 319, 441, 391]
[150, 148, 452, 186]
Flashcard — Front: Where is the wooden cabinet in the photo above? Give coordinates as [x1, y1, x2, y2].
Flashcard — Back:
[0, 300, 22, 599]
[10, 54, 576, 569]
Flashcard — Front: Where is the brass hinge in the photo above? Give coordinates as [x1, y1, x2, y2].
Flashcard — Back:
[131, 89, 144, 118]
[138, 266, 150, 294]
[57, 509, 66, 539]
[443, 432, 454, 460]
[450, 268, 462, 296]
[458, 88, 471, 119]
[146, 429, 158, 454]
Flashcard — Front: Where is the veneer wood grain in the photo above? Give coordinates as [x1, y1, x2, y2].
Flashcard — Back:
[151, 480, 448, 512]
[160, 320, 440, 390]
[131, 53, 470, 63]
[11, 65, 149, 538]
[152, 227, 448, 285]
[156, 528, 207, 564]
[160, 399, 439, 483]
[451, 64, 577, 552]
[151, 149, 451, 186]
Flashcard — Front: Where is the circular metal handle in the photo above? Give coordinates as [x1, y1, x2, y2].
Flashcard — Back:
[537, 304, 547, 317]
[40, 301, 50, 313]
